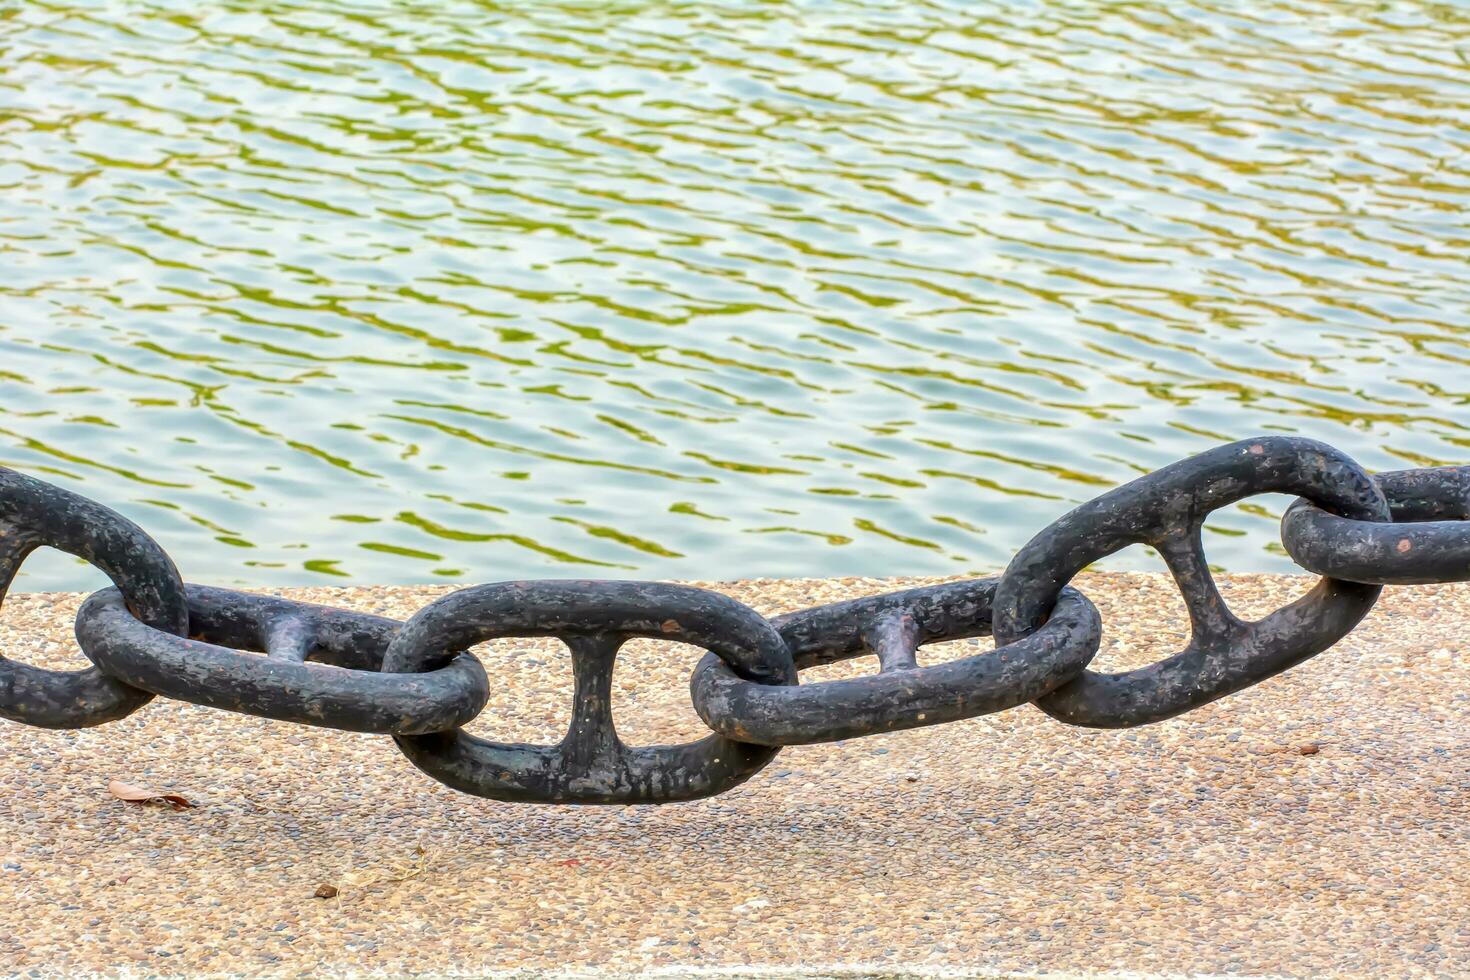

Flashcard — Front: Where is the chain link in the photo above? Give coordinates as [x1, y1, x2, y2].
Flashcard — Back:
[0, 468, 187, 729]
[992, 437, 1388, 728]
[0, 435, 1464, 803]
[381, 580, 794, 804]
[1281, 466, 1470, 585]
[75, 585, 490, 735]
[690, 579, 1101, 745]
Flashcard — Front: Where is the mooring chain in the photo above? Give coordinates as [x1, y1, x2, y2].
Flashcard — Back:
[0, 436, 1465, 804]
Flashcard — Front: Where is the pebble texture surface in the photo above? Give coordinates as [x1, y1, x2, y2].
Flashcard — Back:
[0, 573, 1465, 979]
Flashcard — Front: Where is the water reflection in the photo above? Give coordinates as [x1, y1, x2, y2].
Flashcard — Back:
[1, 0, 1467, 590]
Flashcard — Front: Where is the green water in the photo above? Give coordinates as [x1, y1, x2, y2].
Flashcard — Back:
[2, 0, 1467, 592]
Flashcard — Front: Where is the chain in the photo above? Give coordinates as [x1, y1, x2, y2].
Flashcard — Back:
[1, 436, 1465, 805]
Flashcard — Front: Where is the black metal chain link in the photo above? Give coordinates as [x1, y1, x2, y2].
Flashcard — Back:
[992, 437, 1388, 728]
[381, 580, 796, 803]
[691, 579, 1101, 745]
[75, 585, 490, 735]
[1281, 465, 1470, 585]
[0, 468, 188, 729]
[0, 435, 1465, 804]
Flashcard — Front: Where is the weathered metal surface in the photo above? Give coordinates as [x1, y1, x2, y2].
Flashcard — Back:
[1281, 466, 1470, 585]
[690, 579, 1101, 745]
[382, 580, 796, 804]
[3, 438, 1468, 805]
[992, 437, 1389, 729]
[75, 585, 488, 735]
[0, 468, 187, 729]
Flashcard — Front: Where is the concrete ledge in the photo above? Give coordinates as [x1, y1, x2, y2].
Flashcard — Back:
[1, 573, 1466, 978]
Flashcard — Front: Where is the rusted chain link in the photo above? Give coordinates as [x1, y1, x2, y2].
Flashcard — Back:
[0, 436, 1465, 804]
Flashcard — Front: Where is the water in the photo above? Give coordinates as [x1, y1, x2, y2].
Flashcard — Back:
[2, 0, 1467, 592]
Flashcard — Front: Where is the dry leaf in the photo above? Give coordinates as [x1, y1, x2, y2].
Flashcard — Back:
[108, 779, 195, 811]
[331, 845, 438, 904]
[1256, 741, 1331, 757]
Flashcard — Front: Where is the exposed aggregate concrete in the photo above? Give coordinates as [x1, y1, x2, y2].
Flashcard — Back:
[0, 572, 1465, 979]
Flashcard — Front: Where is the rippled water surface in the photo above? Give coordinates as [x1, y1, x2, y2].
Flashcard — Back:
[2, 0, 1468, 591]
